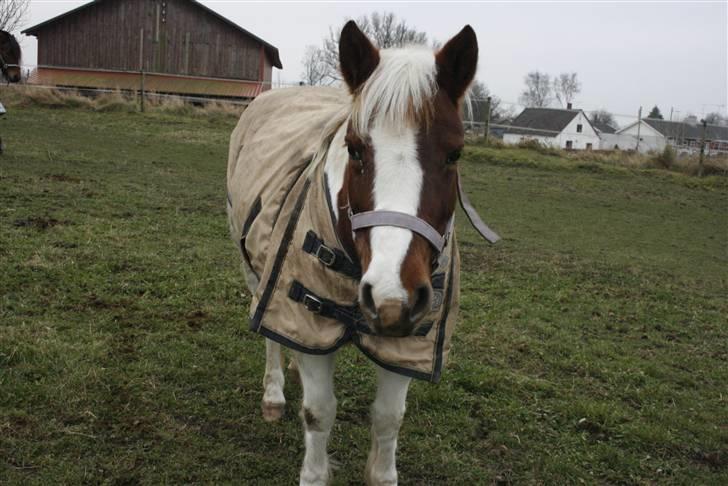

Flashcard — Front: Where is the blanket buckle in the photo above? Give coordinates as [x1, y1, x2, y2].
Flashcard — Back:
[303, 294, 323, 314]
[315, 245, 336, 267]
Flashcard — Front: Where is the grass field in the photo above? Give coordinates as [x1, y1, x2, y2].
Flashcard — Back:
[1, 99, 726, 484]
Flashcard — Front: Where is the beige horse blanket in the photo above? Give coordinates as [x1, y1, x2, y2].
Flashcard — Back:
[227, 87, 459, 382]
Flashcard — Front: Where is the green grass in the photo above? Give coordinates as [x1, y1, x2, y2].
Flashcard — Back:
[1, 103, 726, 484]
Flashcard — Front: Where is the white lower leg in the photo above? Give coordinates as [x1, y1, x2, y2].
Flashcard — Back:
[297, 352, 337, 486]
[262, 339, 285, 421]
[366, 367, 411, 486]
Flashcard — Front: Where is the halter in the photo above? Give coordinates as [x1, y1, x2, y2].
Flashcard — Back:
[347, 172, 501, 255]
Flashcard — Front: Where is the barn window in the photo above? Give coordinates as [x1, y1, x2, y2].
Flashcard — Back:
[566, 140, 573, 149]
[586, 143, 593, 150]
[577, 124, 583, 133]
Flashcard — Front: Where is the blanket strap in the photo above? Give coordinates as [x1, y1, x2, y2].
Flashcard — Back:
[288, 280, 373, 334]
[302, 230, 362, 279]
[457, 173, 501, 244]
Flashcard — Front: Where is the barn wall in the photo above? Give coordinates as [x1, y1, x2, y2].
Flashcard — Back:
[36, 0, 266, 81]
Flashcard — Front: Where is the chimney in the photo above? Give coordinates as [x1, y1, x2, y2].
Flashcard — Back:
[567, 102, 573, 110]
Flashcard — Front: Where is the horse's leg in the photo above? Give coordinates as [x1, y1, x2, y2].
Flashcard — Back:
[296, 351, 337, 486]
[365, 366, 412, 486]
[262, 338, 286, 422]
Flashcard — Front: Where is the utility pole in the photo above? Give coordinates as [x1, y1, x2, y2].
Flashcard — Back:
[669, 107, 673, 121]
[483, 96, 492, 144]
[139, 28, 145, 113]
[635, 106, 642, 152]
[698, 119, 707, 177]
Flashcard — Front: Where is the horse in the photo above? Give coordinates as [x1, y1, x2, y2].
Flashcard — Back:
[0, 30, 22, 83]
[227, 21, 496, 485]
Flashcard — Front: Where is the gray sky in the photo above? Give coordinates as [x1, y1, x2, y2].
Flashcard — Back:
[19, 1, 728, 121]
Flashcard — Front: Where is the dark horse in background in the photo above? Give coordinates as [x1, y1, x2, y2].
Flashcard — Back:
[0, 30, 22, 83]
[0, 30, 21, 153]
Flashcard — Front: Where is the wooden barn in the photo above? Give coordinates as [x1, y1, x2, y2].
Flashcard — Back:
[22, 0, 282, 99]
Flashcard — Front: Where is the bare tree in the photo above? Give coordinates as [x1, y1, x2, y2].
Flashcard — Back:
[0, 0, 29, 33]
[300, 45, 331, 86]
[590, 109, 618, 129]
[554, 72, 581, 107]
[306, 12, 429, 84]
[704, 112, 727, 126]
[519, 71, 552, 108]
[467, 81, 510, 123]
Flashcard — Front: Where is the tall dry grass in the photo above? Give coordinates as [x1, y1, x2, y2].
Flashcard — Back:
[0, 85, 245, 118]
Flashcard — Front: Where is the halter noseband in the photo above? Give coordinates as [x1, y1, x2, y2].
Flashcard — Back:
[347, 172, 501, 255]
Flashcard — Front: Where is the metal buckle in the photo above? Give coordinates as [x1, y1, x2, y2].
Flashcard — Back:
[303, 294, 323, 314]
[315, 244, 336, 267]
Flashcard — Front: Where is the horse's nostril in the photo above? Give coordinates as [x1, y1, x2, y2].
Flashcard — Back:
[360, 283, 377, 318]
[409, 283, 433, 324]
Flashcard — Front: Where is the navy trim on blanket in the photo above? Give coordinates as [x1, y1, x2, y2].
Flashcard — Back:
[250, 177, 312, 332]
[302, 230, 362, 280]
[258, 323, 351, 355]
[240, 196, 263, 281]
[242, 196, 262, 238]
[430, 255, 456, 383]
[352, 337, 434, 382]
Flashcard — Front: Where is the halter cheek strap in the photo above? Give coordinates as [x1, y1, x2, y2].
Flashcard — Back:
[347, 171, 501, 253]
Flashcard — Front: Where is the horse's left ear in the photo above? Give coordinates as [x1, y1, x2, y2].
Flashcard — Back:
[339, 20, 380, 93]
[435, 25, 479, 103]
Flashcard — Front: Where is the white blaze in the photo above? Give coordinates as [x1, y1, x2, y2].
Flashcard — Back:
[361, 122, 422, 306]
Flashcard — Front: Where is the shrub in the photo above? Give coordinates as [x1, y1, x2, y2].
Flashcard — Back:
[652, 145, 676, 169]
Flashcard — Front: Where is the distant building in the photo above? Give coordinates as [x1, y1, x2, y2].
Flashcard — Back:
[22, 0, 282, 99]
[592, 122, 616, 134]
[503, 106, 600, 150]
[615, 118, 728, 154]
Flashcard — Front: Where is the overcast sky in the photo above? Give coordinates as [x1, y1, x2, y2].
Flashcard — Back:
[19, 1, 728, 121]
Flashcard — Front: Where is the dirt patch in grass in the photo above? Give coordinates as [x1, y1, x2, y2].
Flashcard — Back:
[13, 216, 68, 230]
[43, 173, 82, 183]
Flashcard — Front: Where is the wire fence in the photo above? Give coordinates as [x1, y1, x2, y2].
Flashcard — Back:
[12, 64, 728, 156]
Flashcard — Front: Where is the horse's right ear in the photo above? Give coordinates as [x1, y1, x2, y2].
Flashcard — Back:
[339, 20, 380, 93]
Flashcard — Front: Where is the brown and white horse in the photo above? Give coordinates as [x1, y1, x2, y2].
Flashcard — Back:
[0, 31, 22, 83]
[257, 22, 477, 485]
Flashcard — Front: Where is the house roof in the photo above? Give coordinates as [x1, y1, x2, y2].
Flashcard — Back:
[504, 107, 581, 137]
[592, 122, 616, 134]
[641, 118, 728, 142]
[21, 0, 282, 69]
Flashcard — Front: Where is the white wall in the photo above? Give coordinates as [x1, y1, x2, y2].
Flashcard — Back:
[555, 112, 601, 150]
[503, 112, 601, 150]
[617, 121, 666, 153]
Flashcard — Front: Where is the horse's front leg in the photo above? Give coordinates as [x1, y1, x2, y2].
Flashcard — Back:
[262, 338, 286, 421]
[366, 366, 412, 486]
[296, 351, 337, 486]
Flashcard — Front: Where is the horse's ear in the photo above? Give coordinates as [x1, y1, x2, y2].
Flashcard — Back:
[435, 25, 478, 103]
[339, 20, 380, 93]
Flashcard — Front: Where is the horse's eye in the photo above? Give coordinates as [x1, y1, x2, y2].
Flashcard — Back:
[446, 150, 461, 165]
[348, 145, 363, 162]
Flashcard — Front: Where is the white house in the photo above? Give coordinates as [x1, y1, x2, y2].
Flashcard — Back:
[503, 107, 601, 150]
[615, 118, 728, 155]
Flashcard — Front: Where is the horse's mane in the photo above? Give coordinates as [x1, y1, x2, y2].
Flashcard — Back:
[350, 47, 437, 134]
[1, 31, 21, 61]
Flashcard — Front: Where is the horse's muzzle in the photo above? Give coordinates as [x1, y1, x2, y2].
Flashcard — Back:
[360, 283, 433, 337]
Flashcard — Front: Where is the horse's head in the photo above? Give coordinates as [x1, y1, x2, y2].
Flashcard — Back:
[0, 31, 22, 83]
[336, 21, 477, 337]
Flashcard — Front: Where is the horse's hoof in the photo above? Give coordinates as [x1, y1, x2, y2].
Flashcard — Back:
[262, 401, 285, 422]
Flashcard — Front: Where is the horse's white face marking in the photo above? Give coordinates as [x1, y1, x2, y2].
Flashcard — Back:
[359, 122, 423, 307]
[324, 127, 348, 216]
